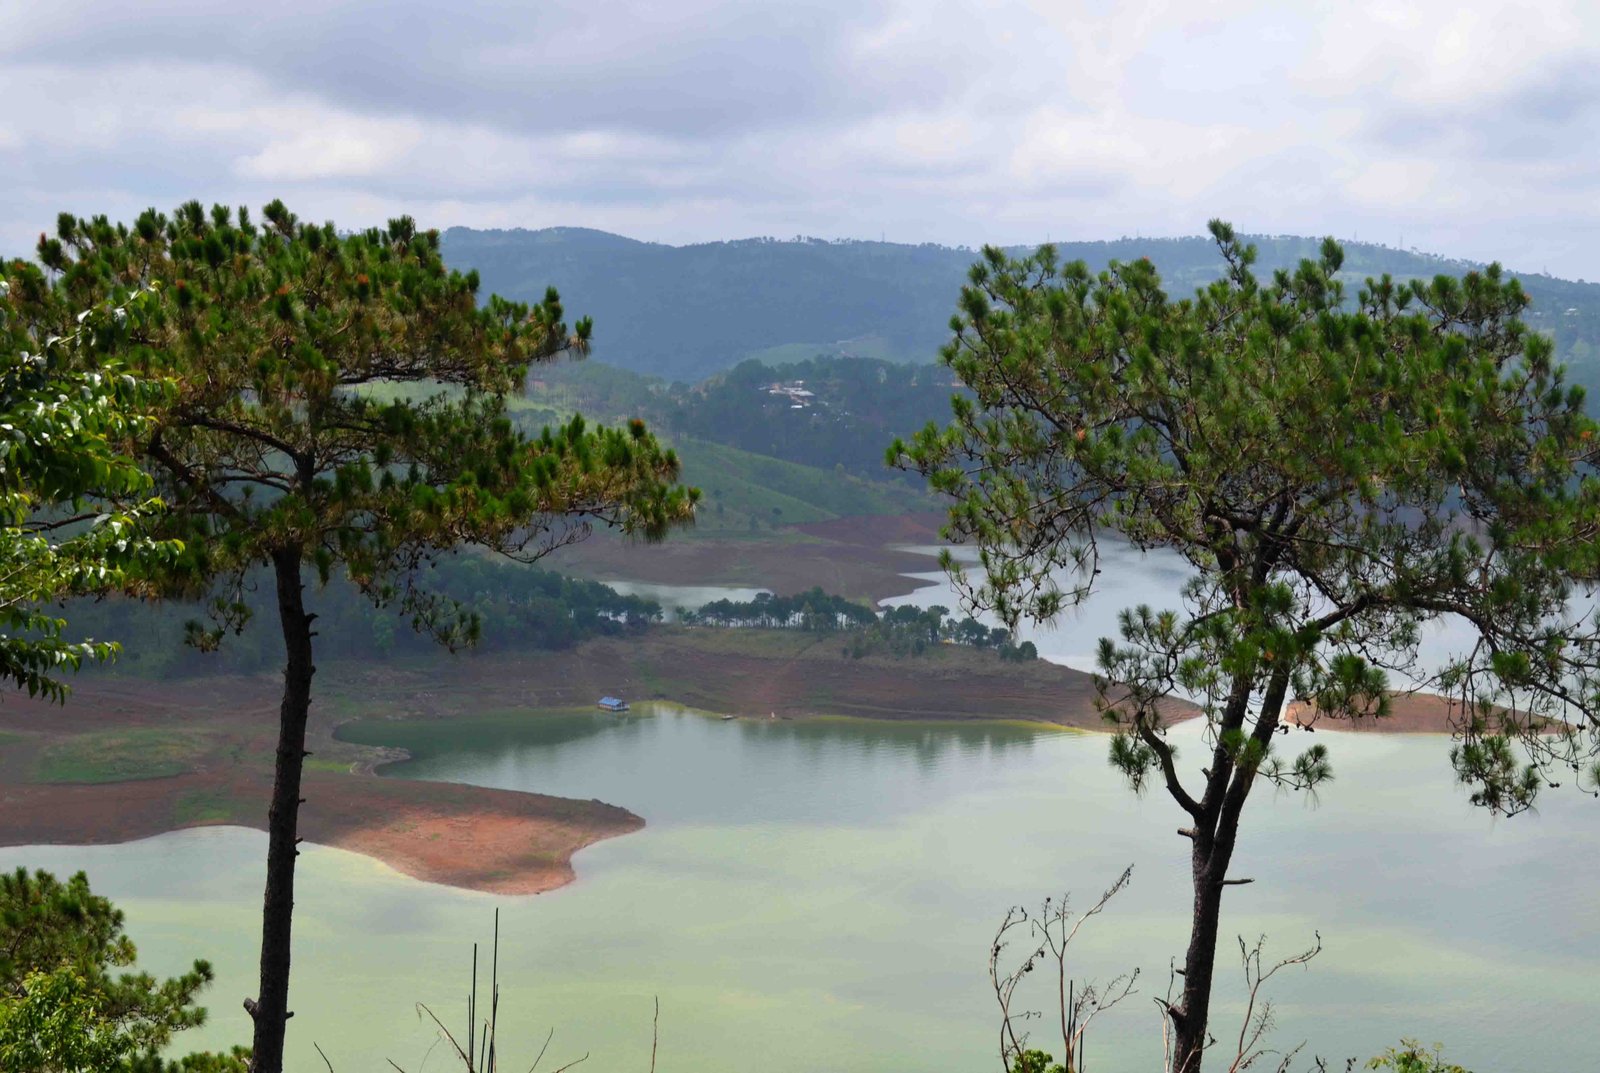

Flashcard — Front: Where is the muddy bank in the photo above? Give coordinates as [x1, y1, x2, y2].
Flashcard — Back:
[317, 627, 1158, 727]
[0, 620, 1468, 897]
[1284, 691, 1476, 734]
[545, 513, 949, 605]
[0, 627, 1152, 895]
[0, 676, 640, 895]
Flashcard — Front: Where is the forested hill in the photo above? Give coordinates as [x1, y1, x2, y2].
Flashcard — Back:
[441, 226, 1600, 384]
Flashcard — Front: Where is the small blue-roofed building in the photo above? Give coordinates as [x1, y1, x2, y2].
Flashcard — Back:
[598, 696, 630, 712]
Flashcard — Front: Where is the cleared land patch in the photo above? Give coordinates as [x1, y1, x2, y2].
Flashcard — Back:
[36, 728, 214, 784]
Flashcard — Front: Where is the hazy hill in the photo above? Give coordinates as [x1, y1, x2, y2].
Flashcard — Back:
[442, 227, 1600, 385]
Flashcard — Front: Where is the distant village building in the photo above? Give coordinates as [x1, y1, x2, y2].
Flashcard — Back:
[765, 380, 817, 407]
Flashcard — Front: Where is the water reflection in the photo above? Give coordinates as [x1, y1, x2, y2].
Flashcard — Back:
[340, 706, 1050, 826]
[3, 718, 1597, 1073]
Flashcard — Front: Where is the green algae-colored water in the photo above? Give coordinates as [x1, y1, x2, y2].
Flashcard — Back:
[4, 708, 1596, 1072]
[5, 545, 1595, 1071]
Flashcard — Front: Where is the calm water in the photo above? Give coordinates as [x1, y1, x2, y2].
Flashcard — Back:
[885, 541, 1488, 686]
[3, 711, 1595, 1072]
[2, 555, 1595, 1072]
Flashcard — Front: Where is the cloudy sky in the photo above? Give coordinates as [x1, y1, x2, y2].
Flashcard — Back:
[4, 1, 1597, 277]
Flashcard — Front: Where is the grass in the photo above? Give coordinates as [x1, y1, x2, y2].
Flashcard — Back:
[348, 378, 932, 541]
[675, 437, 930, 536]
[35, 728, 211, 784]
[172, 788, 237, 825]
[304, 756, 355, 773]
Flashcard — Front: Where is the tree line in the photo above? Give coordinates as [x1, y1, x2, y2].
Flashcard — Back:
[664, 355, 961, 483]
[60, 557, 662, 676]
[680, 588, 1039, 661]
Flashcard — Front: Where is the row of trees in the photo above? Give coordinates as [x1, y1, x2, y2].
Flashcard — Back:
[679, 587, 878, 630]
[61, 558, 662, 676]
[677, 588, 1040, 660]
[847, 604, 1038, 660]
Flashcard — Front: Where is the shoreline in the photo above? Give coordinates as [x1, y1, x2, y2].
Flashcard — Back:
[0, 639, 1469, 895]
[0, 630, 1141, 894]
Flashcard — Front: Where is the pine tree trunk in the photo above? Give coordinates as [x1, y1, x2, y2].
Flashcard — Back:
[1171, 840, 1232, 1072]
[1168, 667, 1288, 1073]
[248, 547, 315, 1073]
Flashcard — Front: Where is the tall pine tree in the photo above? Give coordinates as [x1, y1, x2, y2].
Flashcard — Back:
[895, 223, 1600, 1072]
[8, 201, 696, 1072]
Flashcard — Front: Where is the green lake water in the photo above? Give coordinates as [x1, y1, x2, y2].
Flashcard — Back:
[3, 548, 1595, 1071]
[3, 710, 1595, 1072]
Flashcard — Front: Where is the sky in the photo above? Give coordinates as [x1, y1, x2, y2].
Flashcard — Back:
[4, 0, 1598, 279]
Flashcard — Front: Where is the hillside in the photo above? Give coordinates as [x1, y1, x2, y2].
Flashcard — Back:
[442, 227, 1600, 385]
[673, 437, 930, 535]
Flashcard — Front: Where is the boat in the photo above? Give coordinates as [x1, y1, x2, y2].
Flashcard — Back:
[597, 696, 630, 713]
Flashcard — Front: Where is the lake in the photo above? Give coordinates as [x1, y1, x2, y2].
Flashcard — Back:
[2, 555, 1595, 1072]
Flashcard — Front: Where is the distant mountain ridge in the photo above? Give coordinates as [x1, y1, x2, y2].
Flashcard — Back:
[441, 226, 1600, 385]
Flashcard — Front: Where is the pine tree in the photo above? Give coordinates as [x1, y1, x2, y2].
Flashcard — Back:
[0, 867, 246, 1072]
[8, 201, 696, 1072]
[894, 223, 1600, 1072]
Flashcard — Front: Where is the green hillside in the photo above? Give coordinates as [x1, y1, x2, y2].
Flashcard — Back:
[673, 437, 930, 536]
[354, 371, 932, 537]
[441, 227, 1600, 387]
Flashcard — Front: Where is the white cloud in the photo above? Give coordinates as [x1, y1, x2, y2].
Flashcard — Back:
[233, 118, 423, 182]
[0, 1, 1597, 278]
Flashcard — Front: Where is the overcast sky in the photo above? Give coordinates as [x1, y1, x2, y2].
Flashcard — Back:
[4, 1, 1597, 278]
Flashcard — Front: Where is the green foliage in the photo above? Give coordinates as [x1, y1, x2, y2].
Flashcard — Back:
[61, 558, 662, 676]
[669, 437, 929, 535]
[440, 227, 974, 380]
[897, 221, 1600, 813]
[682, 586, 878, 631]
[1010, 1050, 1065, 1073]
[7, 202, 696, 646]
[441, 225, 1600, 385]
[0, 868, 244, 1072]
[0, 284, 179, 700]
[666, 356, 961, 484]
[515, 352, 954, 496]
[896, 221, 1600, 1066]
[1366, 1040, 1474, 1073]
[0, 969, 140, 1073]
[680, 589, 1037, 661]
[844, 604, 1035, 661]
[10, 201, 697, 1069]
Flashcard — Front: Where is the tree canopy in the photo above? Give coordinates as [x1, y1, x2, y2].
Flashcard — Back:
[894, 222, 1600, 1071]
[4, 200, 697, 1073]
[11, 202, 693, 629]
[0, 284, 176, 700]
[0, 867, 246, 1073]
